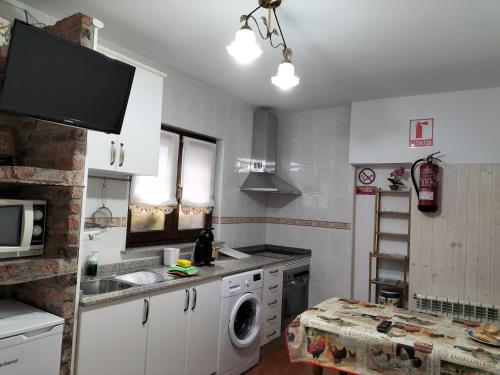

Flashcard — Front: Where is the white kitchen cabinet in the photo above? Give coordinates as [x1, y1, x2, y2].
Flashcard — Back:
[145, 288, 189, 375]
[86, 51, 164, 176]
[260, 265, 283, 346]
[145, 280, 221, 375]
[76, 296, 149, 375]
[86, 130, 116, 172]
[77, 279, 221, 375]
[115, 67, 163, 175]
[185, 280, 221, 375]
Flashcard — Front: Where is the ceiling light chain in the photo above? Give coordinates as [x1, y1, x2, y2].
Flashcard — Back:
[227, 0, 300, 90]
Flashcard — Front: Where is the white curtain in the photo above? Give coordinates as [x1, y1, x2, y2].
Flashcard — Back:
[129, 131, 179, 214]
[180, 137, 216, 213]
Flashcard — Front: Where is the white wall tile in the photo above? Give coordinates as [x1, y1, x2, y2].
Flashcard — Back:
[267, 105, 354, 305]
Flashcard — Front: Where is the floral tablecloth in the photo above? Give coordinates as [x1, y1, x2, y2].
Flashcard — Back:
[286, 298, 500, 374]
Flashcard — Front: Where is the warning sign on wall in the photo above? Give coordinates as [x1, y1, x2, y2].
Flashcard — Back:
[356, 186, 377, 195]
[409, 118, 434, 148]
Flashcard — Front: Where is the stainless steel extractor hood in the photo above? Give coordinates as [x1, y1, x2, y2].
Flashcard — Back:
[240, 110, 301, 195]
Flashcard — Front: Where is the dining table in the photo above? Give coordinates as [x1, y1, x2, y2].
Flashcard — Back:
[286, 297, 500, 375]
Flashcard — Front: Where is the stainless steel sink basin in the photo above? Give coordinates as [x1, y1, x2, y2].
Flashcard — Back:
[114, 270, 175, 285]
[80, 279, 134, 295]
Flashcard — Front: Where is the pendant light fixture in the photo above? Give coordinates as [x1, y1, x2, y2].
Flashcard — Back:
[227, 0, 300, 90]
[226, 25, 262, 64]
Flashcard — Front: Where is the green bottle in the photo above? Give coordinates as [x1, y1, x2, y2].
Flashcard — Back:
[86, 251, 98, 277]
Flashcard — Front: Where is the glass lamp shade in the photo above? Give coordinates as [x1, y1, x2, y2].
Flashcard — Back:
[226, 27, 263, 64]
[271, 61, 300, 90]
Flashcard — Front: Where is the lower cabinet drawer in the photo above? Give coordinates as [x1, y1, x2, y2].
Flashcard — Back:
[264, 282, 281, 296]
[264, 267, 282, 281]
[264, 311, 280, 326]
[263, 296, 281, 311]
[262, 322, 280, 342]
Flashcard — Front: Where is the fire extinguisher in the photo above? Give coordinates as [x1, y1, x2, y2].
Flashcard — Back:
[411, 152, 442, 213]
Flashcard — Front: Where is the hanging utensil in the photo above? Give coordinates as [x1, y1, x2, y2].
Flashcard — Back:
[91, 178, 113, 228]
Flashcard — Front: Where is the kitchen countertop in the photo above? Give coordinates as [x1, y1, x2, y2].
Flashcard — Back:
[80, 254, 309, 307]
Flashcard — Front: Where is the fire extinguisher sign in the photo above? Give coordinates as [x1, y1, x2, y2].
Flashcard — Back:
[409, 118, 434, 148]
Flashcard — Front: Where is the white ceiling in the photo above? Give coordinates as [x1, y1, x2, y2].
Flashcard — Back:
[22, 0, 500, 111]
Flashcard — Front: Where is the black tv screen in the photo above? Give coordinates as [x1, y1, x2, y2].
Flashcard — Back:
[0, 20, 135, 134]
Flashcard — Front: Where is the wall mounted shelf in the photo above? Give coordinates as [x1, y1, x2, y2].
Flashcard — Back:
[370, 252, 408, 261]
[0, 256, 78, 286]
[371, 278, 408, 288]
[376, 231, 409, 240]
[378, 210, 411, 217]
[379, 189, 411, 195]
[0, 166, 84, 187]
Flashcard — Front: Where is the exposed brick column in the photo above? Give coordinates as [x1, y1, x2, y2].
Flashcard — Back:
[0, 13, 96, 375]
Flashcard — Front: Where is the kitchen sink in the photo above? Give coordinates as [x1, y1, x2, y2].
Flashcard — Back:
[80, 279, 134, 295]
[114, 270, 176, 285]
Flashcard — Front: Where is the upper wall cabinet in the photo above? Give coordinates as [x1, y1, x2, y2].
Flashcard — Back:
[86, 47, 165, 176]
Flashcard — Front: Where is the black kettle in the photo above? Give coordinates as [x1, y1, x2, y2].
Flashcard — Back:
[193, 228, 214, 267]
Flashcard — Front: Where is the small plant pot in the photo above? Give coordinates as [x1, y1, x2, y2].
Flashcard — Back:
[389, 184, 400, 191]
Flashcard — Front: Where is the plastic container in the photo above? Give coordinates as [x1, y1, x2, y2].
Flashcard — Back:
[378, 289, 400, 306]
[86, 251, 98, 277]
[163, 247, 180, 266]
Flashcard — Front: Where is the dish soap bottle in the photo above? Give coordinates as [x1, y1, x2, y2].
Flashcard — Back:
[86, 251, 98, 277]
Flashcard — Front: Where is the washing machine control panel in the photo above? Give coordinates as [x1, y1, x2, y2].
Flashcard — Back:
[221, 269, 263, 296]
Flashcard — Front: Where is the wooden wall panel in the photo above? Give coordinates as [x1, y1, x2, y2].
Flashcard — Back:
[409, 164, 500, 309]
[493, 165, 500, 303]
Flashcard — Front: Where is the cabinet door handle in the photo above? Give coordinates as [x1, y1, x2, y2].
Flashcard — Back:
[268, 300, 278, 307]
[269, 285, 279, 290]
[269, 269, 279, 274]
[184, 289, 190, 312]
[267, 315, 277, 322]
[191, 288, 197, 311]
[266, 330, 276, 338]
[110, 141, 116, 165]
[119, 142, 125, 167]
[142, 299, 149, 325]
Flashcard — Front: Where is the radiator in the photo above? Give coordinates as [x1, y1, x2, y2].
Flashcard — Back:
[414, 294, 499, 323]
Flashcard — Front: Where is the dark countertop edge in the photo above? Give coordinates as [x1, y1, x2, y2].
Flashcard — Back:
[235, 244, 312, 256]
[79, 256, 294, 307]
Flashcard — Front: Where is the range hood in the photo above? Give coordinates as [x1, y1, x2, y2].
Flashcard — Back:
[240, 111, 301, 195]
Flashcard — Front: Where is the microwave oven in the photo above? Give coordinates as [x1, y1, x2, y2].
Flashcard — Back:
[0, 199, 46, 259]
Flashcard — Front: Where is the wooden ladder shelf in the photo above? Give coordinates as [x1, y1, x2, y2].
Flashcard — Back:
[368, 188, 412, 307]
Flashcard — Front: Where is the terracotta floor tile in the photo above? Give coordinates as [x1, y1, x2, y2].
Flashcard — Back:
[244, 344, 341, 375]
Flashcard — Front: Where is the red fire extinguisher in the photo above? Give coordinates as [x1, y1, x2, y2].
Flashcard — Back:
[411, 152, 442, 213]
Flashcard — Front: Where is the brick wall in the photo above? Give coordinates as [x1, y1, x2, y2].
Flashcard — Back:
[0, 13, 95, 375]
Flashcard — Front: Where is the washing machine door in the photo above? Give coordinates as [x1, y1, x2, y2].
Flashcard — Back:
[228, 292, 261, 349]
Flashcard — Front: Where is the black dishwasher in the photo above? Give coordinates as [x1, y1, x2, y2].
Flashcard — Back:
[281, 265, 310, 331]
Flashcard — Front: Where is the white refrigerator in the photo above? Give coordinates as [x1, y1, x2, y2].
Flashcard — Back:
[0, 299, 64, 375]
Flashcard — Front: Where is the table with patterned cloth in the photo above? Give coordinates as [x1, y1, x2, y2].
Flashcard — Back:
[286, 298, 500, 375]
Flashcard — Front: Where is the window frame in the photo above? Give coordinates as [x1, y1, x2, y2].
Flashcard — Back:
[126, 125, 215, 247]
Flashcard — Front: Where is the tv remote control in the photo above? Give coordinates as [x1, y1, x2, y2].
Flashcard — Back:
[377, 320, 393, 333]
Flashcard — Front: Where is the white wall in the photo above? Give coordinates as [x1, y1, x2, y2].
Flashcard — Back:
[265, 106, 355, 306]
[350, 87, 500, 164]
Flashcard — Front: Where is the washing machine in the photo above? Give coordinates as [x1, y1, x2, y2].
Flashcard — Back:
[217, 269, 263, 375]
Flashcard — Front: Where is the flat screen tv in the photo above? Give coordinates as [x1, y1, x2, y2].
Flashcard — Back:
[0, 20, 135, 134]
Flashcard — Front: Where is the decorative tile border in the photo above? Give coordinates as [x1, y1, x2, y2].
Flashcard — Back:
[84, 217, 128, 228]
[212, 216, 351, 230]
[84, 216, 352, 230]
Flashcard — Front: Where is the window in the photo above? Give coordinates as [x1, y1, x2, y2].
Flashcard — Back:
[127, 126, 216, 246]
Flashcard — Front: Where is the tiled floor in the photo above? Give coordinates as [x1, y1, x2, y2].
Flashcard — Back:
[244, 344, 341, 375]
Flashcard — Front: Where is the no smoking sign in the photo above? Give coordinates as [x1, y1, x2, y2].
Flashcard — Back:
[358, 168, 376, 185]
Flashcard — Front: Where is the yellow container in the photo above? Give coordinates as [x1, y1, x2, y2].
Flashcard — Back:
[176, 259, 192, 268]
